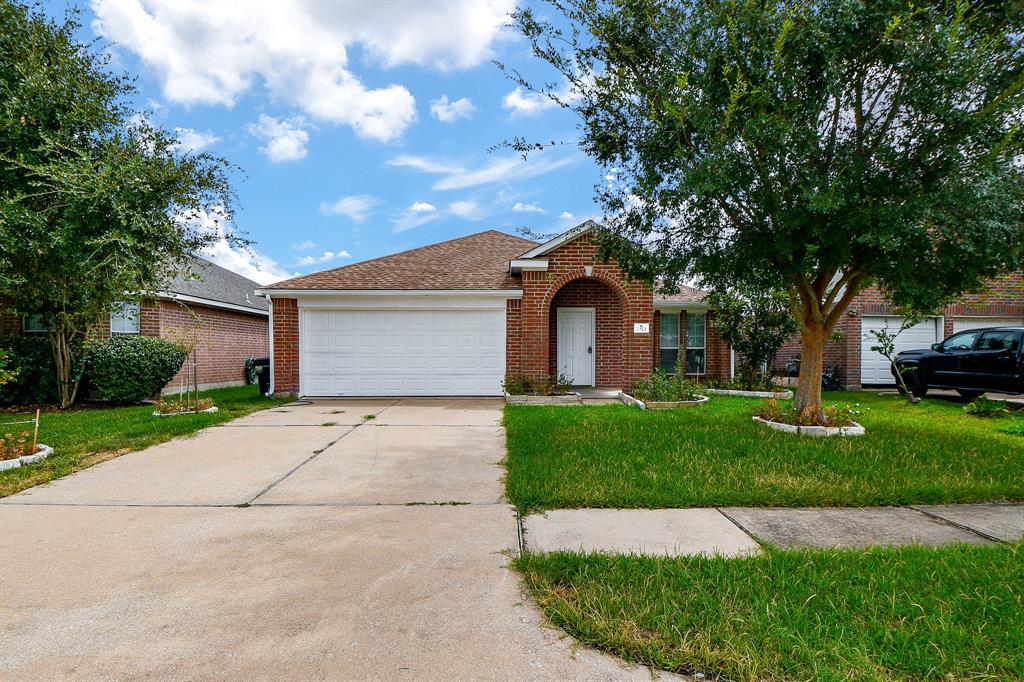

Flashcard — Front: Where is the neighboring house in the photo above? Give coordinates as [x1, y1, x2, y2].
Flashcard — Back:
[774, 273, 1024, 388]
[0, 257, 269, 391]
[259, 223, 730, 397]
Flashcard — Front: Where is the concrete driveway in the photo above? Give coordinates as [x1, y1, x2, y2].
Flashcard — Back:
[0, 399, 670, 681]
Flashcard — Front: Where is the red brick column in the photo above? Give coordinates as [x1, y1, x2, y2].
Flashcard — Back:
[272, 298, 299, 395]
[505, 298, 522, 377]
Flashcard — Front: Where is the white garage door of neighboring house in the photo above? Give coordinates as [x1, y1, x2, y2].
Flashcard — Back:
[952, 317, 1024, 334]
[860, 316, 942, 385]
[300, 308, 505, 396]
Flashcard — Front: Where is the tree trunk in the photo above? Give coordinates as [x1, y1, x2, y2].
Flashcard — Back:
[48, 325, 77, 409]
[794, 322, 827, 424]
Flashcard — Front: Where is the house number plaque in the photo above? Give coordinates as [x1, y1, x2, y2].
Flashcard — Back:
[633, 323, 650, 334]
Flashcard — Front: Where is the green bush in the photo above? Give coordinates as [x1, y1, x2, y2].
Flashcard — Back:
[0, 335, 60, 406]
[86, 336, 186, 404]
[964, 396, 1008, 418]
[502, 373, 574, 396]
[632, 369, 704, 402]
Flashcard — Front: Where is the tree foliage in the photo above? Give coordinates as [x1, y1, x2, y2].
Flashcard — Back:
[0, 1, 240, 406]
[706, 286, 796, 390]
[509, 0, 1024, 421]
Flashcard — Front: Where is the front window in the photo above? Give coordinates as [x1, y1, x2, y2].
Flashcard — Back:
[686, 312, 706, 374]
[110, 302, 141, 335]
[659, 313, 679, 372]
[942, 331, 978, 352]
[23, 313, 53, 334]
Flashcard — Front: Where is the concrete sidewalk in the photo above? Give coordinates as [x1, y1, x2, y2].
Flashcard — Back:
[522, 503, 1024, 556]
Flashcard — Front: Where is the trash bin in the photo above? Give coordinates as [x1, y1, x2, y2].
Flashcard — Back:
[252, 357, 271, 395]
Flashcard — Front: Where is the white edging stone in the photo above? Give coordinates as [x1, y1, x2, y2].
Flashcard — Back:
[152, 406, 220, 417]
[504, 392, 582, 406]
[706, 388, 794, 400]
[752, 416, 865, 437]
[617, 392, 646, 409]
[619, 393, 709, 409]
[0, 444, 53, 471]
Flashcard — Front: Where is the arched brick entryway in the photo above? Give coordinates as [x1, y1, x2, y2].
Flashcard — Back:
[547, 278, 625, 387]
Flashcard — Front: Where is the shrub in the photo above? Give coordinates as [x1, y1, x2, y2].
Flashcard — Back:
[964, 396, 1007, 418]
[754, 398, 863, 427]
[0, 336, 60, 406]
[632, 369, 704, 402]
[502, 373, 574, 396]
[86, 336, 186, 404]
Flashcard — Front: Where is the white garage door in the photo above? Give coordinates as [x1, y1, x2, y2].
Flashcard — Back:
[860, 316, 941, 385]
[300, 308, 505, 396]
[952, 317, 1023, 334]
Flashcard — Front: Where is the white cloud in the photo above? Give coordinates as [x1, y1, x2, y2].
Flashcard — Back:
[319, 195, 380, 222]
[502, 87, 559, 117]
[295, 250, 352, 267]
[448, 200, 483, 220]
[512, 201, 545, 214]
[291, 240, 316, 251]
[391, 201, 441, 233]
[387, 151, 578, 191]
[249, 115, 310, 162]
[91, 1, 513, 142]
[187, 209, 291, 285]
[559, 211, 575, 221]
[172, 127, 219, 153]
[430, 95, 477, 123]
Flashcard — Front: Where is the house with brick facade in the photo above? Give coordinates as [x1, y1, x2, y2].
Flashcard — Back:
[0, 257, 269, 391]
[774, 272, 1024, 389]
[259, 223, 731, 397]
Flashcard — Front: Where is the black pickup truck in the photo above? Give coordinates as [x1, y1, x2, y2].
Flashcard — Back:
[892, 326, 1024, 398]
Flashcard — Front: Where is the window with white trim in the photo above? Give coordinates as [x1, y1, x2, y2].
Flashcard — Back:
[110, 302, 141, 334]
[659, 312, 679, 372]
[686, 312, 706, 374]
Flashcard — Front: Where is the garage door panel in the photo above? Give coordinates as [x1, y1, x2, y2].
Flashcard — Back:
[861, 316, 940, 385]
[300, 308, 505, 396]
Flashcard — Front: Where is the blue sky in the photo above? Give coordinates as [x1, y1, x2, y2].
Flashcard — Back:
[44, 0, 602, 284]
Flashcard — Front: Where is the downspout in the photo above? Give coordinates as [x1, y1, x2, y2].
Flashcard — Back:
[730, 348, 735, 379]
[262, 293, 274, 396]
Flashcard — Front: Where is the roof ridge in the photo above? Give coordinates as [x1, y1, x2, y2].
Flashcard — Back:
[267, 229, 537, 288]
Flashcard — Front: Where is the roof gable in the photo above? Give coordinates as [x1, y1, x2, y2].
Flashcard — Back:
[516, 221, 597, 259]
[264, 230, 538, 291]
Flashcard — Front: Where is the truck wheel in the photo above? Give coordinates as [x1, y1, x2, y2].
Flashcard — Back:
[903, 372, 928, 398]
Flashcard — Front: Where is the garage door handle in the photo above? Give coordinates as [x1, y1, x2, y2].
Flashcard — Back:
[588, 346, 592, 354]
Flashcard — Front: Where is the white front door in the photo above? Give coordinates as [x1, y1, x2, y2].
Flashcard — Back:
[557, 308, 595, 386]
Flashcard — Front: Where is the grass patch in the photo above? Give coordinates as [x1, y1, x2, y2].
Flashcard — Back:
[0, 385, 287, 497]
[515, 543, 1024, 681]
[504, 392, 1024, 510]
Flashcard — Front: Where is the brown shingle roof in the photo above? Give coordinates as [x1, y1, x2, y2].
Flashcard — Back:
[264, 230, 538, 291]
[655, 284, 709, 304]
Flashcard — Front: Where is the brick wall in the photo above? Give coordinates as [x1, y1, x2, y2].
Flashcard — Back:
[511, 234, 654, 390]
[506, 298, 522, 376]
[271, 298, 299, 395]
[158, 300, 268, 391]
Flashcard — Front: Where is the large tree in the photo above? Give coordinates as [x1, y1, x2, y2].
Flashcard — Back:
[509, 0, 1024, 422]
[0, 1, 239, 407]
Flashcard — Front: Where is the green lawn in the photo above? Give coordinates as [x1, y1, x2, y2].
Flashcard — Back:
[515, 544, 1024, 681]
[504, 392, 1024, 511]
[0, 385, 287, 497]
